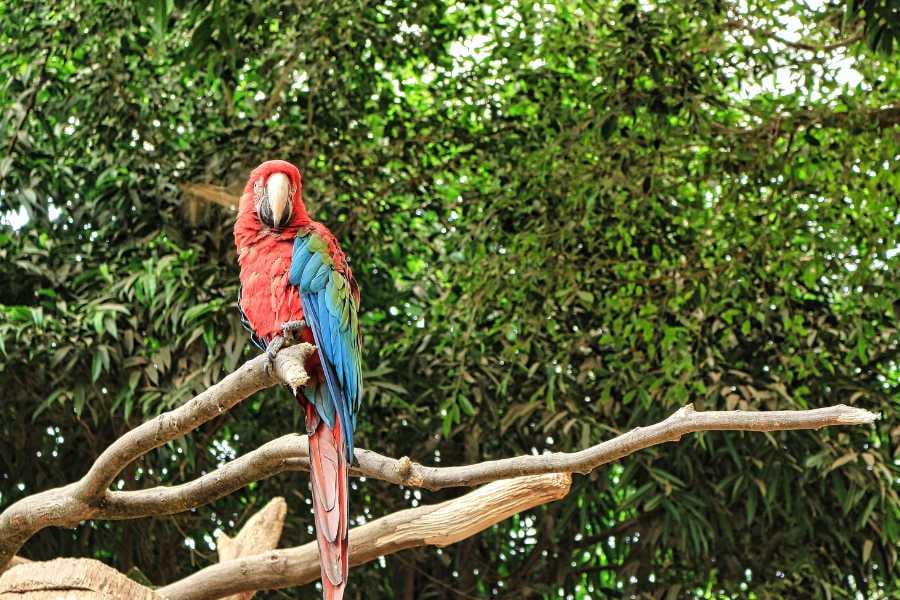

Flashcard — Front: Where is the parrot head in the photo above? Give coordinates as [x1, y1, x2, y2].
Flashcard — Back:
[243, 159, 308, 229]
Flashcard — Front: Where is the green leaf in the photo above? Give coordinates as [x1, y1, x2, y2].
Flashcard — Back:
[92, 351, 103, 382]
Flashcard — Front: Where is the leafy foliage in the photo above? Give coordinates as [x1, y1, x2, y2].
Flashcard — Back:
[1, 0, 897, 598]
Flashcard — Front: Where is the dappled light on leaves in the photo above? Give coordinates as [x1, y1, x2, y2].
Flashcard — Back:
[1, 0, 897, 598]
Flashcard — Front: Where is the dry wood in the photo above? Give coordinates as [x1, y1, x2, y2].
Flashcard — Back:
[158, 473, 572, 600]
[346, 403, 877, 489]
[0, 489, 288, 599]
[0, 341, 878, 591]
[217, 497, 287, 600]
[179, 183, 240, 209]
[0, 556, 29, 577]
[723, 19, 863, 52]
[0, 557, 160, 599]
[0, 344, 313, 569]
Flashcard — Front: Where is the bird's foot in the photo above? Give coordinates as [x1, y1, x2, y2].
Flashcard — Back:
[264, 335, 285, 376]
[281, 319, 307, 342]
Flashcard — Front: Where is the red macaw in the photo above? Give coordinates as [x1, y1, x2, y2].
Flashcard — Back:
[234, 160, 361, 600]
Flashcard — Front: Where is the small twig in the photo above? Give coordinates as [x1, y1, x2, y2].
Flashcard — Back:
[724, 19, 863, 53]
[712, 103, 900, 139]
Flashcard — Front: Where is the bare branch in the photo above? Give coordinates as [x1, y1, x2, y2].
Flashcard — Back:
[104, 402, 878, 515]
[217, 497, 287, 600]
[0, 557, 161, 599]
[157, 473, 573, 600]
[712, 103, 900, 143]
[99, 436, 305, 518]
[0, 499, 287, 599]
[0, 344, 313, 568]
[5, 49, 52, 159]
[180, 183, 240, 209]
[366, 403, 878, 489]
[0, 556, 30, 577]
[0, 335, 877, 576]
[724, 19, 863, 53]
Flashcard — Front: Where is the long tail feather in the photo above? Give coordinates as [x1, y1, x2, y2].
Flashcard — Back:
[306, 403, 349, 600]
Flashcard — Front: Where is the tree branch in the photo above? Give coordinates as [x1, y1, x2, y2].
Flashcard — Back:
[0, 344, 314, 569]
[5, 48, 52, 159]
[0, 499, 287, 599]
[97, 401, 879, 520]
[346, 403, 877, 489]
[157, 473, 573, 600]
[216, 497, 287, 600]
[725, 103, 900, 138]
[724, 19, 863, 53]
[179, 182, 240, 210]
[0, 340, 877, 575]
[0, 557, 161, 599]
[0, 556, 30, 577]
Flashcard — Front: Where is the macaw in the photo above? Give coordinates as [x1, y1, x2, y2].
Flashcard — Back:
[234, 160, 362, 600]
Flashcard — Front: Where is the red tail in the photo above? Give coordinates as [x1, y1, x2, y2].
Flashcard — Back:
[306, 404, 350, 600]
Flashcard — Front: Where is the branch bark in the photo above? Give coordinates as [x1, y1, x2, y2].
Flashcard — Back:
[0, 557, 161, 599]
[217, 497, 287, 600]
[79, 402, 880, 521]
[713, 103, 900, 140]
[179, 183, 241, 210]
[157, 473, 573, 600]
[0, 342, 878, 580]
[723, 19, 863, 52]
[347, 403, 877, 489]
[0, 557, 29, 577]
[0, 499, 287, 600]
[0, 344, 313, 569]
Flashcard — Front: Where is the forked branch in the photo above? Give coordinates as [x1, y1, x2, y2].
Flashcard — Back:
[0, 344, 314, 568]
[0, 343, 878, 574]
[157, 473, 573, 600]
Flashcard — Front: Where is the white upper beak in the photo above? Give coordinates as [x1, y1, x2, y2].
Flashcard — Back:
[266, 172, 291, 226]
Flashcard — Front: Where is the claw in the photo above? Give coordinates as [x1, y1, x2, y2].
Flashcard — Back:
[264, 335, 285, 376]
[281, 319, 307, 342]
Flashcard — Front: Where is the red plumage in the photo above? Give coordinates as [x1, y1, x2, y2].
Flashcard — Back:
[234, 161, 309, 343]
[235, 160, 352, 600]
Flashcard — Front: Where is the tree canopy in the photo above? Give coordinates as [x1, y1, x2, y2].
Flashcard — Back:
[1, 0, 897, 598]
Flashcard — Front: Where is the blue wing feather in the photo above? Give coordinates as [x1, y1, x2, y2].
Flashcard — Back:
[301, 252, 325, 288]
[290, 231, 362, 460]
[310, 267, 330, 291]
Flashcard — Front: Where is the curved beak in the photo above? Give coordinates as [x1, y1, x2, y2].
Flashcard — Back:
[266, 172, 291, 226]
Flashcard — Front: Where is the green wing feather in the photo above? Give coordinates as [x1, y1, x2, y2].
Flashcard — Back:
[289, 229, 362, 457]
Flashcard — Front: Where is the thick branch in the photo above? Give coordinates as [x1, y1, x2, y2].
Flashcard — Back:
[0, 556, 30, 577]
[0, 338, 877, 574]
[0, 344, 313, 568]
[157, 473, 573, 600]
[99, 436, 305, 518]
[0, 499, 287, 599]
[216, 497, 287, 600]
[0, 557, 161, 599]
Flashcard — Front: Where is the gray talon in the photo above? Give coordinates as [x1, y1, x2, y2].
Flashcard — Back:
[264, 335, 285, 375]
[281, 319, 307, 341]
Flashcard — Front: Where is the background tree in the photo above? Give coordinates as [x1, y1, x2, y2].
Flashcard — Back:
[1, 0, 897, 598]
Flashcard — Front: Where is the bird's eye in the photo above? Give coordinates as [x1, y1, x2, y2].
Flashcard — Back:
[253, 179, 264, 203]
